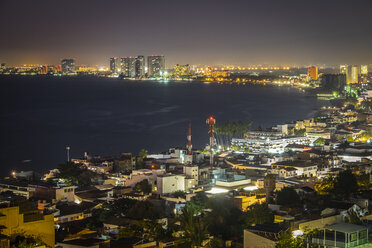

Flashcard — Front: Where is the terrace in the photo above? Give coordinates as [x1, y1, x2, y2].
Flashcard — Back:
[310, 223, 369, 247]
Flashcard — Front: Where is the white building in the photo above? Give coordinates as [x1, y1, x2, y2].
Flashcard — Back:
[271, 161, 318, 178]
[157, 174, 185, 195]
[183, 165, 198, 182]
[125, 169, 164, 187]
[232, 136, 311, 154]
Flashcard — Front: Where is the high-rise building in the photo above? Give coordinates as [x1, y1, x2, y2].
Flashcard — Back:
[128, 57, 136, 78]
[135, 55, 145, 78]
[346, 65, 359, 84]
[148, 55, 165, 77]
[307, 66, 318, 80]
[119, 57, 138, 78]
[61, 59, 75, 75]
[110, 57, 120, 74]
[360, 65, 368, 75]
[120, 57, 129, 77]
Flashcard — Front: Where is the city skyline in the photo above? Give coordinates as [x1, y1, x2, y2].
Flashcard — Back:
[1, 0, 372, 66]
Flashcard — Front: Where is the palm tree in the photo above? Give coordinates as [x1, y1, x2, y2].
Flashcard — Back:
[178, 205, 209, 248]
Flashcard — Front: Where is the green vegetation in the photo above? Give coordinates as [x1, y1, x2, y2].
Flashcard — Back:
[139, 148, 148, 158]
[173, 190, 186, 198]
[358, 99, 372, 113]
[344, 85, 359, 99]
[10, 234, 46, 248]
[135, 148, 148, 169]
[314, 170, 361, 200]
[175, 194, 275, 244]
[56, 162, 101, 187]
[117, 219, 170, 241]
[314, 177, 334, 195]
[244, 203, 274, 225]
[276, 231, 304, 248]
[333, 169, 358, 200]
[231, 144, 250, 153]
[356, 173, 372, 190]
[314, 137, 325, 146]
[276, 229, 320, 248]
[205, 197, 245, 240]
[134, 179, 152, 194]
[189, 192, 209, 212]
[178, 204, 210, 247]
[213, 120, 252, 148]
[128, 200, 160, 220]
[276, 187, 301, 207]
[294, 128, 306, 136]
[346, 209, 363, 225]
[86, 198, 160, 232]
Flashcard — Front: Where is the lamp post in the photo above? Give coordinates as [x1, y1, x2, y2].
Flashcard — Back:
[66, 146, 70, 162]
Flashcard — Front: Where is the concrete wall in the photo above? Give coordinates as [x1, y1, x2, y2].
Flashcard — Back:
[56, 186, 75, 202]
[183, 166, 198, 182]
[0, 206, 55, 248]
[216, 179, 251, 188]
[157, 175, 185, 194]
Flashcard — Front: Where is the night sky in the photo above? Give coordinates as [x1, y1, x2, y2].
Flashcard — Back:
[1, 0, 371, 67]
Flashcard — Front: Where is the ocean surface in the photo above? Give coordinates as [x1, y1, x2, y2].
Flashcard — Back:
[0, 76, 329, 175]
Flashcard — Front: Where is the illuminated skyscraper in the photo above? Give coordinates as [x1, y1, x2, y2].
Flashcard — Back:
[360, 65, 368, 75]
[148, 55, 165, 77]
[346, 65, 358, 84]
[110, 57, 120, 74]
[61, 59, 75, 75]
[119, 57, 138, 78]
[135, 55, 145, 78]
[120, 57, 129, 77]
[307, 66, 318, 80]
[127, 57, 136, 78]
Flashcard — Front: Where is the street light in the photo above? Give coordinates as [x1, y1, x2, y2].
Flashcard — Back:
[66, 146, 70, 162]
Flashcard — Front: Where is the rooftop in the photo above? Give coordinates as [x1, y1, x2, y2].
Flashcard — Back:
[273, 160, 315, 168]
[59, 238, 108, 247]
[326, 223, 367, 233]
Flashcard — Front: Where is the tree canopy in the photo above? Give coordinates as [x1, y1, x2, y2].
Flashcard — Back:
[213, 120, 252, 147]
[244, 203, 274, 225]
[139, 149, 148, 158]
[134, 179, 152, 194]
[56, 162, 101, 187]
[276, 187, 301, 207]
[333, 169, 358, 199]
[177, 204, 209, 247]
